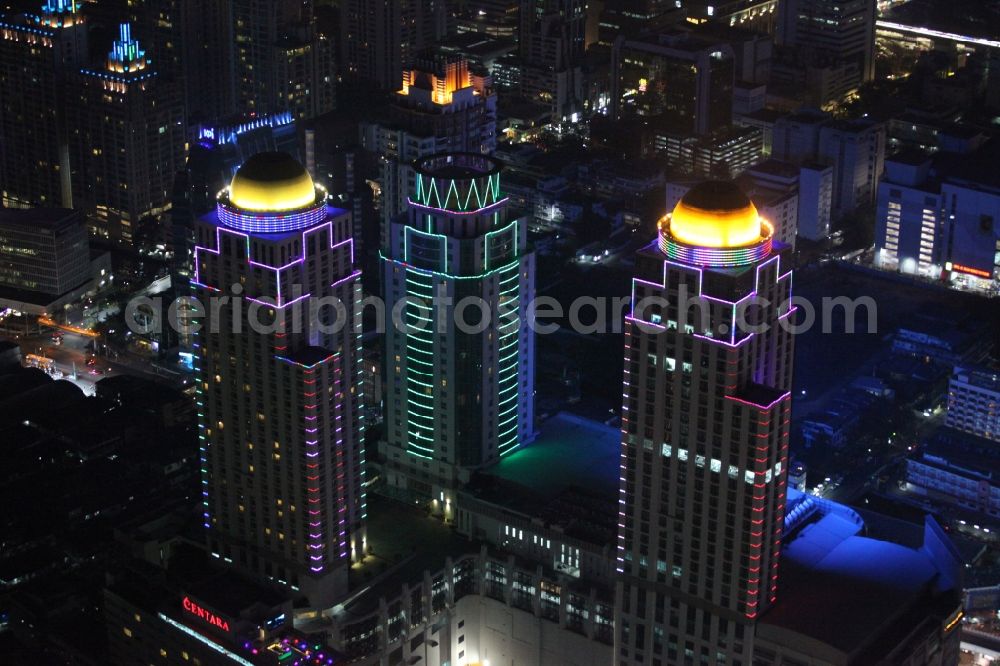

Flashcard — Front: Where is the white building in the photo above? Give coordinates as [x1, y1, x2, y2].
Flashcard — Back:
[772, 109, 885, 222]
[797, 162, 834, 241]
[947, 366, 1000, 442]
[874, 142, 1000, 291]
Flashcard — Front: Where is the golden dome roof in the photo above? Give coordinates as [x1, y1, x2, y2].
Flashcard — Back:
[668, 181, 763, 248]
[228, 152, 317, 212]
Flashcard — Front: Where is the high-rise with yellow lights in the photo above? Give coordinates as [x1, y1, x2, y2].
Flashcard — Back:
[75, 23, 185, 246]
[192, 151, 366, 608]
[616, 181, 793, 664]
[361, 50, 497, 245]
[0, 0, 87, 208]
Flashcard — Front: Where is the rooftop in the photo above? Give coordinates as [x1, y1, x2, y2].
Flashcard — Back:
[479, 412, 619, 503]
[462, 412, 620, 544]
[0, 207, 81, 230]
[758, 490, 961, 660]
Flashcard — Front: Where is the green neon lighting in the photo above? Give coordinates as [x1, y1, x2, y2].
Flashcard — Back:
[414, 172, 502, 211]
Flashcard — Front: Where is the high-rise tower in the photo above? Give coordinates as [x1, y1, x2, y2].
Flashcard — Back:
[777, 0, 876, 88]
[616, 181, 793, 664]
[192, 152, 366, 607]
[0, 0, 87, 208]
[362, 51, 497, 245]
[76, 23, 185, 246]
[380, 153, 535, 510]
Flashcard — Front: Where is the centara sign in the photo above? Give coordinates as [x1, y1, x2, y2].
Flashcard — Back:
[182, 596, 231, 632]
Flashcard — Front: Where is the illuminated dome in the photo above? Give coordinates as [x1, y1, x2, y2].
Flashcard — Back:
[228, 152, 317, 212]
[668, 181, 763, 248]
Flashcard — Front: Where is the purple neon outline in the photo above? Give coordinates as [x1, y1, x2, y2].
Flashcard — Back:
[194, 214, 356, 307]
[628, 249, 792, 347]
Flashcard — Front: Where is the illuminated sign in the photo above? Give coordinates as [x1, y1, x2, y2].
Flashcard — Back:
[949, 263, 992, 279]
[182, 596, 231, 632]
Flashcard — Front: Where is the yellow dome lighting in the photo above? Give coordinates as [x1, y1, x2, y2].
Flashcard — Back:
[228, 152, 317, 212]
[667, 181, 764, 248]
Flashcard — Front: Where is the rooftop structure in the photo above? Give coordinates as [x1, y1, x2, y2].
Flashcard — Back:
[756, 489, 963, 663]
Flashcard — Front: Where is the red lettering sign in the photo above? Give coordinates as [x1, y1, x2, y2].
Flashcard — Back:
[182, 596, 231, 632]
[951, 263, 992, 279]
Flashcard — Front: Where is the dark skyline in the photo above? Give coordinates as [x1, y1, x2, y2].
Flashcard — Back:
[0, 0, 998, 664]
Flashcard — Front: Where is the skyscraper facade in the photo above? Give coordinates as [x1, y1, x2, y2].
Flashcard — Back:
[225, 0, 335, 120]
[362, 51, 497, 243]
[128, 0, 238, 122]
[0, 0, 87, 209]
[380, 153, 535, 509]
[612, 34, 736, 137]
[517, 0, 588, 118]
[776, 0, 875, 98]
[76, 24, 186, 246]
[340, 0, 448, 90]
[192, 152, 366, 607]
[617, 181, 793, 663]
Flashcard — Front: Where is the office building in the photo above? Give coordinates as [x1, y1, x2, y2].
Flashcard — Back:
[361, 52, 497, 241]
[688, 0, 778, 33]
[0, 0, 87, 209]
[775, 0, 875, 102]
[105, 552, 333, 666]
[517, 0, 588, 118]
[192, 152, 366, 607]
[597, 1, 685, 46]
[75, 24, 186, 246]
[230, 0, 335, 120]
[618, 181, 793, 663]
[657, 126, 764, 179]
[612, 33, 735, 136]
[340, 0, 448, 90]
[946, 366, 1000, 443]
[379, 153, 535, 508]
[906, 427, 1000, 519]
[739, 161, 800, 247]
[874, 141, 1000, 292]
[128, 0, 237, 122]
[0, 208, 92, 314]
[772, 109, 885, 221]
[188, 112, 300, 215]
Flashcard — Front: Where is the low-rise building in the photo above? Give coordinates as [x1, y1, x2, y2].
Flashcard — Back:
[0, 208, 97, 315]
[906, 428, 1000, 519]
[946, 366, 1000, 443]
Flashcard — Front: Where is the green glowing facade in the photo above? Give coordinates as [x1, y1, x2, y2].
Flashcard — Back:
[380, 153, 535, 506]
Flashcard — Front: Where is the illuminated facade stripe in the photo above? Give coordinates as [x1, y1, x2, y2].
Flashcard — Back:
[382, 152, 534, 496]
[193, 158, 365, 605]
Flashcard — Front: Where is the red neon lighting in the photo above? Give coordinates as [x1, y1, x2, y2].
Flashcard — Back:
[951, 263, 992, 278]
[182, 597, 230, 632]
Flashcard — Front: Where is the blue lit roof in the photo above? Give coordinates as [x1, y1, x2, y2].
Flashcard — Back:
[758, 489, 961, 659]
